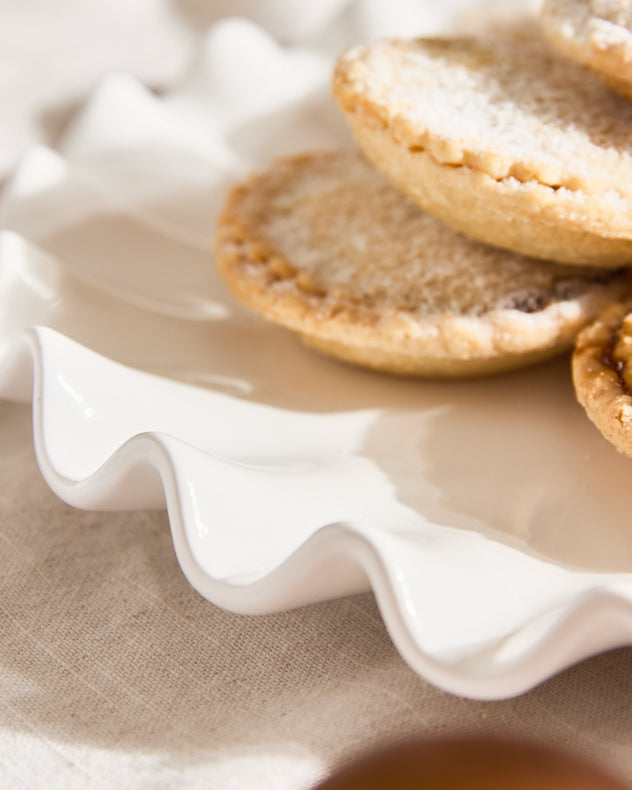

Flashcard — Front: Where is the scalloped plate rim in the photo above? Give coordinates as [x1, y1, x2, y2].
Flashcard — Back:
[2, 325, 632, 700]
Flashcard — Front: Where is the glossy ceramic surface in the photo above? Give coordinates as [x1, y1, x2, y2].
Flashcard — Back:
[2, 17, 632, 699]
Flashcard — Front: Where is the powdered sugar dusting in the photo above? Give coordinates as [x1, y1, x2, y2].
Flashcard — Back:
[235, 151, 623, 317]
[336, 34, 632, 196]
[543, 0, 632, 42]
[542, 0, 632, 62]
[592, 0, 632, 30]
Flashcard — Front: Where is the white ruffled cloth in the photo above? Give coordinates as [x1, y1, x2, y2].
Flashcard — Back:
[1, 1, 632, 788]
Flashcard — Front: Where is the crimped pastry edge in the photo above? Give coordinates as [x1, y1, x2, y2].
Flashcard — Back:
[333, 38, 632, 265]
[339, 112, 632, 266]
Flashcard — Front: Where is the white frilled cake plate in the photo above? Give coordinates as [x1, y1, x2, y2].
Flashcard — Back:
[2, 16, 632, 700]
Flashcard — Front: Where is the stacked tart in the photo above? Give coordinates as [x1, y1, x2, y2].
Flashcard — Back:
[215, 0, 632, 458]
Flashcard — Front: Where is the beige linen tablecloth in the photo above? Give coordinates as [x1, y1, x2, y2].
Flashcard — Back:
[1, 1, 632, 787]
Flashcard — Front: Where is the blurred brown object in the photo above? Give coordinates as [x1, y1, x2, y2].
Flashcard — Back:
[314, 735, 630, 790]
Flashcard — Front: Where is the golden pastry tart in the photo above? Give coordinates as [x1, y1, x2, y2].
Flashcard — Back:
[333, 34, 632, 266]
[573, 300, 632, 457]
[215, 150, 632, 377]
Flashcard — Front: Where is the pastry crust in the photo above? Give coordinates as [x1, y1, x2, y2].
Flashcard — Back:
[215, 150, 632, 377]
[540, 0, 632, 99]
[333, 34, 632, 265]
[573, 301, 632, 457]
